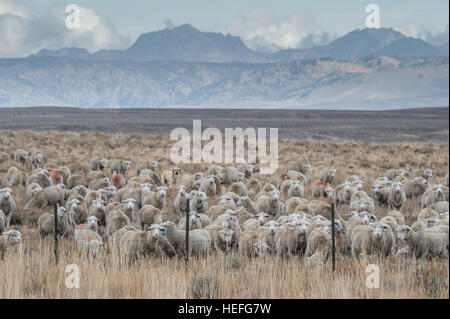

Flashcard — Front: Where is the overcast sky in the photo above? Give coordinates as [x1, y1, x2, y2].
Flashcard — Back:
[1, 0, 448, 57]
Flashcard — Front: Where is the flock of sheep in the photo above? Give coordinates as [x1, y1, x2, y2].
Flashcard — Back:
[0, 148, 449, 266]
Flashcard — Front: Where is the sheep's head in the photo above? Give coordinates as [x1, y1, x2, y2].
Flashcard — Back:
[373, 222, 391, 239]
[254, 240, 269, 257]
[157, 186, 168, 198]
[269, 190, 280, 201]
[294, 219, 310, 236]
[219, 229, 233, 246]
[86, 240, 103, 257]
[324, 186, 335, 198]
[304, 164, 312, 174]
[140, 183, 153, 192]
[86, 216, 100, 230]
[353, 181, 365, 191]
[0, 188, 13, 200]
[3, 230, 22, 245]
[393, 182, 403, 194]
[188, 212, 201, 226]
[56, 207, 67, 219]
[194, 172, 204, 181]
[20, 151, 29, 160]
[371, 183, 382, 195]
[206, 175, 215, 185]
[122, 198, 137, 211]
[147, 224, 164, 239]
[236, 196, 246, 207]
[345, 211, 359, 219]
[219, 213, 233, 228]
[397, 225, 413, 241]
[97, 159, 108, 168]
[122, 161, 131, 170]
[396, 169, 406, 177]
[177, 185, 188, 196]
[360, 211, 376, 225]
[265, 220, 281, 235]
[218, 195, 233, 206]
[150, 160, 159, 171]
[93, 198, 105, 211]
[433, 184, 445, 199]
[329, 169, 336, 177]
[197, 191, 207, 203]
[68, 199, 81, 211]
[236, 172, 246, 182]
[256, 212, 270, 225]
[424, 169, 433, 179]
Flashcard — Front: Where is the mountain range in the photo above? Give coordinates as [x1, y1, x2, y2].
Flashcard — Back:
[1, 24, 448, 109]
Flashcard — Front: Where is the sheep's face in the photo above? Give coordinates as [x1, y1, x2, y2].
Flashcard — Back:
[122, 161, 131, 170]
[122, 198, 137, 211]
[0, 188, 13, 201]
[177, 185, 187, 196]
[157, 187, 168, 198]
[4, 230, 22, 245]
[329, 169, 336, 177]
[397, 225, 412, 241]
[334, 220, 344, 233]
[441, 212, 449, 221]
[304, 164, 312, 174]
[265, 221, 280, 234]
[150, 161, 159, 170]
[197, 191, 207, 203]
[254, 241, 269, 257]
[86, 216, 99, 230]
[189, 213, 200, 226]
[194, 172, 204, 181]
[256, 212, 269, 225]
[433, 185, 445, 198]
[100, 159, 109, 168]
[20, 151, 29, 160]
[36, 154, 44, 163]
[69, 199, 81, 211]
[393, 183, 403, 194]
[427, 218, 439, 227]
[148, 224, 163, 239]
[236, 196, 248, 207]
[220, 229, 233, 246]
[373, 223, 391, 239]
[220, 214, 233, 228]
[236, 172, 246, 182]
[57, 207, 68, 219]
[269, 190, 280, 201]
[424, 169, 433, 179]
[371, 184, 382, 195]
[295, 220, 310, 235]
[324, 187, 335, 198]
[396, 169, 406, 177]
[219, 196, 232, 206]
[140, 183, 153, 192]
[353, 181, 365, 191]
[360, 212, 372, 225]
[245, 164, 255, 175]
[206, 176, 215, 185]
[93, 199, 105, 211]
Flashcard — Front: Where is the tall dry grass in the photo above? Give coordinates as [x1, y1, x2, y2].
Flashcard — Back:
[0, 130, 448, 298]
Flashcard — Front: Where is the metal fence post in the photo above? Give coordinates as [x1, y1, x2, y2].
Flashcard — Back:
[54, 203, 59, 264]
[331, 202, 336, 272]
[185, 199, 190, 266]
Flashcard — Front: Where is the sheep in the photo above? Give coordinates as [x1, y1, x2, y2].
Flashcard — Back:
[199, 175, 218, 196]
[236, 196, 259, 215]
[410, 168, 433, 181]
[6, 167, 28, 187]
[188, 190, 208, 215]
[26, 183, 42, 201]
[275, 220, 310, 258]
[115, 187, 141, 208]
[0, 188, 16, 227]
[178, 211, 202, 230]
[387, 210, 405, 225]
[219, 166, 241, 185]
[306, 225, 331, 265]
[417, 208, 439, 223]
[229, 181, 248, 197]
[161, 221, 211, 257]
[411, 220, 428, 232]
[37, 207, 71, 237]
[302, 200, 341, 220]
[311, 181, 334, 200]
[139, 205, 162, 230]
[333, 182, 352, 206]
[387, 182, 407, 210]
[89, 178, 112, 191]
[256, 190, 282, 218]
[12, 149, 29, 166]
[346, 211, 377, 247]
[108, 198, 138, 222]
[236, 209, 255, 225]
[350, 197, 375, 214]
[385, 169, 406, 181]
[89, 157, 109, 171]
[238, 230, 270, 258]
[285, 161, 311, 175]
[0, 230, 22, 258]
[397, 225, 446, 259]
[110, 159, 131, 175]
[256, 220, 280, 252]
[204, 225, 234, 254]
[117, 228, 154, 260]
[29, 169, 52, 188]
[372, 222, 395, 257]
[402, 178, 428, 200]
[31, 153, 46, 169]
[0, 210, 5, 235]
[67, 174, 90, 189]
[74, 228, 103, 258]
[246, 178, 261, 200]
[422, 185, 447, 208]
[285, 197, 309, 215]
[430, 201, 449, 215]
[242, 212, 270, 231]
[67, 198, 88, 226]
[141, 186, 168, 210]
[351, 224, 374, 258]
[70, 185, 89, 198]
[138, 169, 163, 187]
[107, 210, 131, 237]
[88, 198, 107, 225]
[370, 182, 389, 206]
[319, 168, 337, 184]
[111, 174, 126, 190]
[161, 167, 182, 187]
[281, 180, 305, 201]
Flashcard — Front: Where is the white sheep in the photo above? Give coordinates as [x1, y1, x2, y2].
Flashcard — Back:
[387, 182, 407, 211]
[139, 205, 162, 230]
[422, 184, 446, 208]
[242, 212, 270, 231]
[0, 188, 16, 227]
[238, 230, 270, 258]
[397, 225, 446, 259]
[236, 196, 259, 215]
[0, 230, 22, 258]
[141, 186, 168, 210]
[275, 220, 310, 258]
[319, 168, 337, 184]
[204, 225, 234, 254]
[256, 190, 282, 218]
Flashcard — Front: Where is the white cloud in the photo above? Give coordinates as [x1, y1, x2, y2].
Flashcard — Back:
[219, 9, 335, 52]
[394, 23, 449, 46]
[0, 0, 130, 58]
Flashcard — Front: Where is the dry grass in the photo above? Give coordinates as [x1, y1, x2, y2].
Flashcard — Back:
[0, 130, 448, 299]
